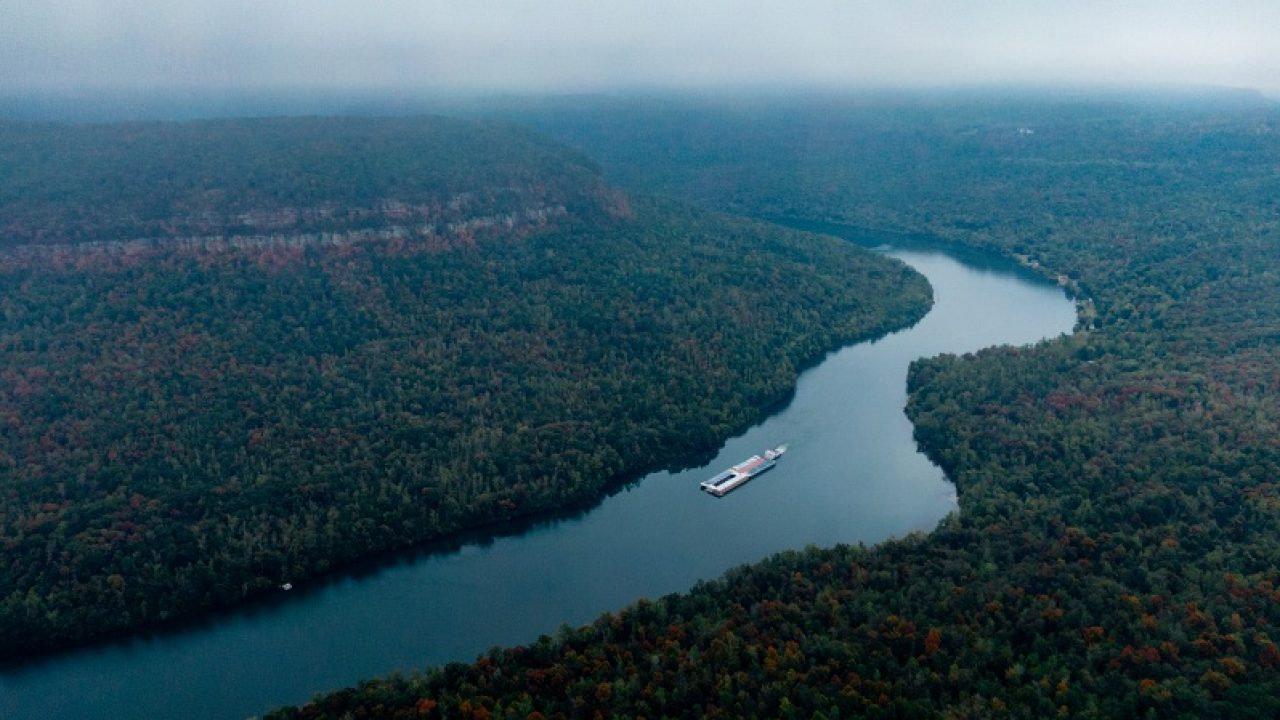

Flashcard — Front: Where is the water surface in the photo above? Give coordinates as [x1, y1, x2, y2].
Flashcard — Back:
[0, 227, 1077, 719]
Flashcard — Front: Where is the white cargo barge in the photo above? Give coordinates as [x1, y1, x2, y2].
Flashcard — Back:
[700, 445, 788, 497]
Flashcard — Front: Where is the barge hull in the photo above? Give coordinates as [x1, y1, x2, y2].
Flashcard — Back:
[700, 446, 786, 497]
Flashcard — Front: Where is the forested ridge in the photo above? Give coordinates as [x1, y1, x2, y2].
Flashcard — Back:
[0, 117, 931, 653]
[0, 115, 624, 248]
[271, 94, 1280, 718]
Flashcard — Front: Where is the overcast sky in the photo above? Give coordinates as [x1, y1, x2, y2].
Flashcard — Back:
[2, 1, 1278, 95]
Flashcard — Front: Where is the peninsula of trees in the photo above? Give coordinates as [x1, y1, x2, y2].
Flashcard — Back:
[0, 116, 931, 653]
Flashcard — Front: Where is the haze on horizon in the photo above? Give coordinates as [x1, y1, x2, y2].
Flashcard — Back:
[2, 1, 1279, 98]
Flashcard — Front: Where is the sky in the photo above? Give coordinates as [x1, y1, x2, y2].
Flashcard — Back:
[2, 1, 1279, 96]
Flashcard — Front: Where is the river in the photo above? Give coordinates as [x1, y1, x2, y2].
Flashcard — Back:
[0, 225, 1077, 719]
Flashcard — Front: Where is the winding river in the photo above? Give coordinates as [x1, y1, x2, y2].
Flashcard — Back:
[0, 225, 1077, 720]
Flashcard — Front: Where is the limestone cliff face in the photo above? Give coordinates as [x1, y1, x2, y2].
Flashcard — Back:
[0, 115, 628, 250]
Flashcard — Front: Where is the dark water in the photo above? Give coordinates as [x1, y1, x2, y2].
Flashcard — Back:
[0, 229, 1077, 720]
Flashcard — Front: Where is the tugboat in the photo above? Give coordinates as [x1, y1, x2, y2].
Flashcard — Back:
[700, 445, 788, 497]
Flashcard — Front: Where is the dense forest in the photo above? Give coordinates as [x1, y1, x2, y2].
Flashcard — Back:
[270, 93, 1280, 717]
[0, 117, 932, 653]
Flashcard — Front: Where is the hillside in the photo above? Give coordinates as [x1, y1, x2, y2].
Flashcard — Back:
[0, 115, 627, 248]
[270, 95, 1280, 717]
[0, 116, 932, 653]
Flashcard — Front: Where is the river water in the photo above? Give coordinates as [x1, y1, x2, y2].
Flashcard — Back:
[0, 226, 1077, 719]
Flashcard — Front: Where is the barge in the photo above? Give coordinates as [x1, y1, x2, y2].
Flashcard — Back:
[700, 445, 788, 497]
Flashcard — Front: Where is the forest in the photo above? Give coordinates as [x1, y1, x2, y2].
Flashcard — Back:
[0, 117, 931, 653]
[268, 92, 1280, 717]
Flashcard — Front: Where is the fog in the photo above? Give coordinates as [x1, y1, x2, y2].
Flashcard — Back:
[2, 1, 1278, 95]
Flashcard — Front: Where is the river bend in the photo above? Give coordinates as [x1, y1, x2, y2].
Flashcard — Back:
[0, 226, 1077, 719]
